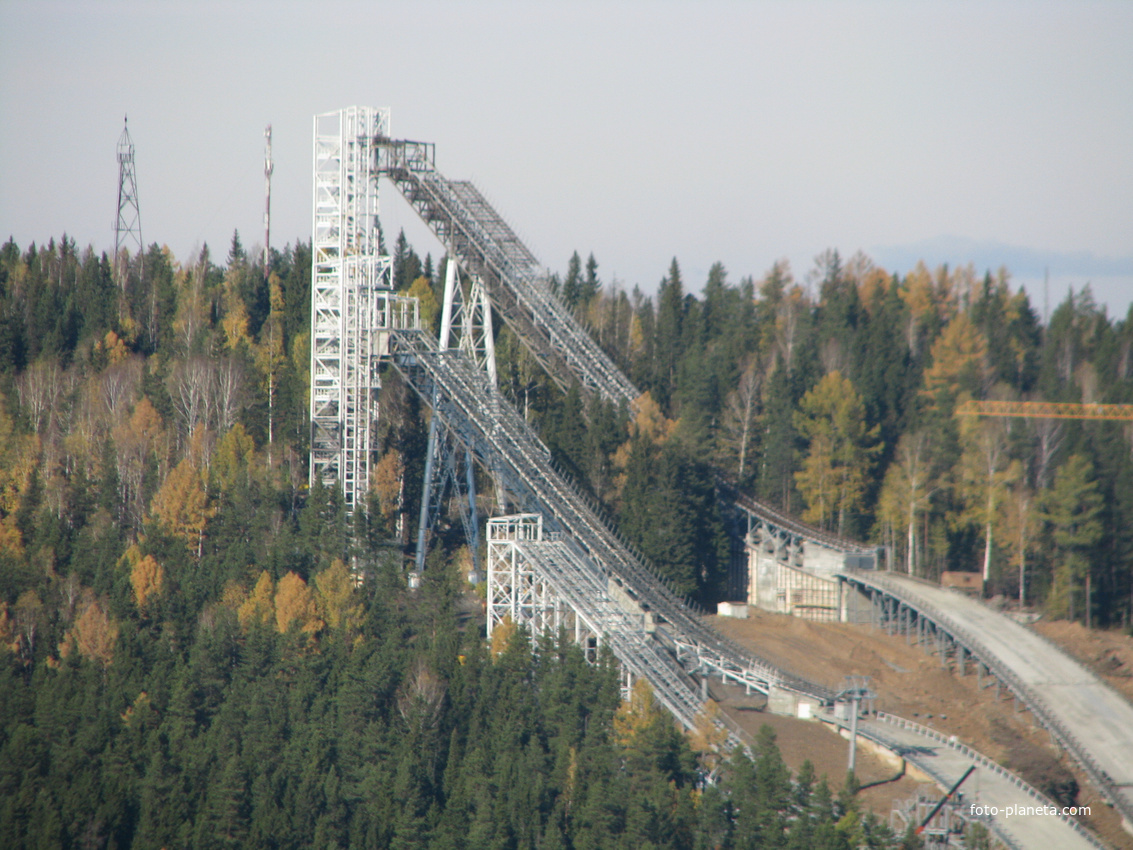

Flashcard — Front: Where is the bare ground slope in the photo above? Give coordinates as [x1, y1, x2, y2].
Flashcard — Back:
[709, 609, 1133, 849]
[1031, 619, 1133, 704]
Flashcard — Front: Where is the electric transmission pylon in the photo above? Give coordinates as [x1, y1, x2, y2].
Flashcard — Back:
[114, 116, 143, 284]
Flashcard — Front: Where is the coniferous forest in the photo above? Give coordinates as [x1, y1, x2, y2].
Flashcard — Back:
[1, 229, 1131, 847]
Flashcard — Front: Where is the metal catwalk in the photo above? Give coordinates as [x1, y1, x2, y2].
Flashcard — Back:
[386, 328, 833, 718]
[374, 135, 876, 574]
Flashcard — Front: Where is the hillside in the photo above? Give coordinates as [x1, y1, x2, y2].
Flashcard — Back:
[714, 609, 1133, 848]
[3, 230, 1133, 847]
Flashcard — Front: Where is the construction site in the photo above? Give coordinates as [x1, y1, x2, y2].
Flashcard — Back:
[304, 105, 1133, 850]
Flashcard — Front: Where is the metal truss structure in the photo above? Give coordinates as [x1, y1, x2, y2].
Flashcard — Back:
[487, 513, 729, 735]
[373, 132, 877, 589]
[353, 121, 1133, 837]
[114, 117, 143, 281]
[730, 486, 876, 564]
[440, 258, 498, 386]
[385, 328, 834, 720]
[309, 107, 420, 512]
[415, 258, 500, 571]
[375, 138, 638, 407]
[415, 422, 480, 573]
[716, 481, 877, 611]
[487, 515, 599, 658]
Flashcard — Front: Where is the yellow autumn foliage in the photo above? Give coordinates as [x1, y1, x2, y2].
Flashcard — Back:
[101, 330, 131, 365]
[613, 677, 667, 748]
[687, 700, 730, 772]
[405, 276, 439, 332]
[921, 312, 991, 408]
[490, 616, 518, 658]
[130, 554, 164, 611]
[0, 516, 23, 560]
[61, 598, 118, 668]
[214, 424, 255, 492]
[628, 392, 675, 445]
[220, 579, 249, 611]
[612, 392, 675, 497]
[149, 458, 215, 556]
[372, 451, 403, 529]
[274, 572, 323, 636]
[222, 299, 251, 350]
[315, 559, 361, 633]
[237, 571, 275, 629]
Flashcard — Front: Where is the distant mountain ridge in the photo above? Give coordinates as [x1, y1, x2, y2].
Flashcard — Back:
[873, 236, 1133, 279]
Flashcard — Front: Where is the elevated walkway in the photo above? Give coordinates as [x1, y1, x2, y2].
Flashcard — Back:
[386, 329, 833, 716]
[367, 122, 1132, 842]
[487, 517, 716, 738]
[377, 138, 638, 407]
[374, 134, 874, 578]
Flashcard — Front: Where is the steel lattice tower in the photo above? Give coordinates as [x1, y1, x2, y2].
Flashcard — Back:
[114, 116, 143, 283]
[308, 106, 393, 513]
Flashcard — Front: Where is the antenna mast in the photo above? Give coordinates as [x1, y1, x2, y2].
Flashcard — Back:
[264, 124, 273, 278]
[114, 116, 143, 285]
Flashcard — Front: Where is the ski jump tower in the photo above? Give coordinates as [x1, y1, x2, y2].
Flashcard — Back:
[309, 106, 417, 512]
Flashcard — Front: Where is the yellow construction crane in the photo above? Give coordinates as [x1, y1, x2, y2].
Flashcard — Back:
[955, 400, 1133, 420]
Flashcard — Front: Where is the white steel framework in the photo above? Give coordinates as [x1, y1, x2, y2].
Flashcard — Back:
[310, 106, 417, 512]
[487, 515, 601, 660]
[415, 258, 502, 570]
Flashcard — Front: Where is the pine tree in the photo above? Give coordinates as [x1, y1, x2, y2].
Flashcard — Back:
[562, 251, 582, 308]
[1040, 454, 1103, 623]
[654, 258, 685, 410]
[580, 253, 600, 305]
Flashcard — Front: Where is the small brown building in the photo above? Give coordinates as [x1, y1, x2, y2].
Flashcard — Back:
[940, 571, 983, 596]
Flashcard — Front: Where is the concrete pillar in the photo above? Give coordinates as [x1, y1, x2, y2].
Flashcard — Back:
[767, 686, 799, 716]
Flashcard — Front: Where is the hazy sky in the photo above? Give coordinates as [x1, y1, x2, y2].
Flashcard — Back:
[3, 1, 1131, 313]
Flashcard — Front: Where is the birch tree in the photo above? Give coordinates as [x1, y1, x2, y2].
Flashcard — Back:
[956, 417, 1019, 584]
[877, 430, 936, 575]
[720, 353, 765, 477]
